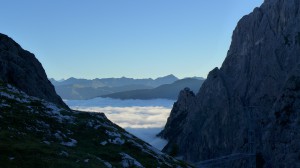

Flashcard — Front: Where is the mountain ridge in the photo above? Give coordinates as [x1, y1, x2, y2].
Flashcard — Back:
[159, 0, 300, 167]
[52, 75, 180, 88]
[102, 78, 204, 100]
[51, 76, 203, 100]
[0, 33, 189, 167]
[0, 33, 67, 109]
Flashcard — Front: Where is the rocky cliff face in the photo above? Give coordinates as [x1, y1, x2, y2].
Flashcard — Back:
[158, 88, 196, 141]
[0, 83, 188, 168]
[0, 34, 189, 167]
[160, 0, 300, 167]
[0, 33, 67, 108]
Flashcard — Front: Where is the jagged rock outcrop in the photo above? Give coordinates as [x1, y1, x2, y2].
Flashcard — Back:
[0, 34, 189, 167]
[0, 83, 188, 167]
[160, 0, 300, 167]
[0, 33, 68, 108]
[158, 88, 196, 141]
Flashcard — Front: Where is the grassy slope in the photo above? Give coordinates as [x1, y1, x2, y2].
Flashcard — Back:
[0, 82, 190, 168]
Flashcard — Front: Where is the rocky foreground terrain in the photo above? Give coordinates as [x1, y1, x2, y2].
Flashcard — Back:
[0, 83, 187, 168]
[0, 33, 189, 168]
[159, 0, 300, 167]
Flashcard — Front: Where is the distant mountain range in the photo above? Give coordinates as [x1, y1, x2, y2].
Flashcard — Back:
[102, 78, 204, 100]
[50, 74, 179, 87]
[50, 75, 204, 100]
[0, 33, 188, 167]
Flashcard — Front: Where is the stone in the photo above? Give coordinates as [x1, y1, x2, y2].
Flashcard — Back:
[159, 0, 300, 167]
[0, 33, 68, 109]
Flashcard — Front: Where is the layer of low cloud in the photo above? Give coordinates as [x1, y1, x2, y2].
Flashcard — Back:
[126, 128, 168, 150]
[71, 106, 171, 128]
[65, 97, 174, 150]
[65, 97, 174, 108]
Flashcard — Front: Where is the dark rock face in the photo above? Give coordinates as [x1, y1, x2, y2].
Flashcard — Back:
[160, 0, 300, 167]
[262, 65, 300, 167]
[0, 33, 68, 109]
[158, 88, 196, 141]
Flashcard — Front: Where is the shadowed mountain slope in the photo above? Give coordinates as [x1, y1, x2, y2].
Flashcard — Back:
[159, 0, 300, 167]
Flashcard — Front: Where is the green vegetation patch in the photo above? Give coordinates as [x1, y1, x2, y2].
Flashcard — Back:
[0, 83, 191, 168]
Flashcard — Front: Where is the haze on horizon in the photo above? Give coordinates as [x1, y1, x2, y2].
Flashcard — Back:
[0, 0, 263, 79]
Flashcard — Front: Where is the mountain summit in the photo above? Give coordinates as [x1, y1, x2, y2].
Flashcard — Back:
[160, 0, 300, 167]
[0, 34, 188, 167]
[0, 33, 67, 108]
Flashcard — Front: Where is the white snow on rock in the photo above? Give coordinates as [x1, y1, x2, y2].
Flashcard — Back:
[105, 130, 121, 137]
[109, 138, 125, 145]
[0, 92, 30, 103]
[43, 141, 51, 145]
[0, 85, 76, 126]
[36, 120, 50, 128]
[94, 125, 101, 129]
[0, 103, 10, 108]
[96, 157, 113, 168]
[120, 153, 144, 168]
[101, 122, 118, 131]
[59, 151, 69, 157]
[103, 161, 113, 168]
[54, 130, 66, 140]
[61, 138, 77, 147]
[123, 132, 134, 139]
[100, 141, 108, 146]
[86, 121, 93, 127]
[9, 157, 15, 161]
[0, 85, 33, 103]
[44, 102, 75, 123]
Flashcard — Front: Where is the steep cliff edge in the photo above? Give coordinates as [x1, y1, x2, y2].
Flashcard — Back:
[0, 34, 189, 167]
[158, 88, 196, 141]
[160, 0, 300, 167]
[0, 33, 67, 108]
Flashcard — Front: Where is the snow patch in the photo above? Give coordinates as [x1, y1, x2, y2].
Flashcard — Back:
[59, 151, 69, 157]
[100, 141, 108, 146]
[120, 153, 144, 168]
[109, 138, 125, 145]
[54, 130, 66, 140]
[44, 102, 75, 123]
[0, 104, 10, 108]
[96, 157, 113, 168]
[37, 120, 50, 128]
[43, 141, 51, 145]
[105, 130, 121, 137]
[103, 161, 113, 168]
[61, 138, 77, 147]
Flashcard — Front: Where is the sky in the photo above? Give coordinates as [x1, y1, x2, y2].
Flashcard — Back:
[0, 0, 263, 79]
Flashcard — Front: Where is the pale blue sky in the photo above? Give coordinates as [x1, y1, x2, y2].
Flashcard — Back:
[0, 0, 263, 79]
